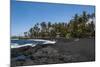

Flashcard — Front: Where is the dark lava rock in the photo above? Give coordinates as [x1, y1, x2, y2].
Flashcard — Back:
[11, 38, 95, 66]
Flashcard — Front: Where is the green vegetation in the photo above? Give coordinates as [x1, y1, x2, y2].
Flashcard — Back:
[11, 11, 95, 39]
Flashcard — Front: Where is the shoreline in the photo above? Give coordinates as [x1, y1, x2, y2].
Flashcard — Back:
[11, 38, 95, 66]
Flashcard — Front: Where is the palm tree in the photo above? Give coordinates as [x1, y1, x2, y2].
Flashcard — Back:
[40, 22, 47, 38]
[29, 28, 34, 38]
[82, 11, 88, 23]
[33, 23, 40, 38]
[24, 32, 28, 38]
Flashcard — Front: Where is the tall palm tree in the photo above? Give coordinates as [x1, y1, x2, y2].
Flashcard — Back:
[24, 32, 28, 38]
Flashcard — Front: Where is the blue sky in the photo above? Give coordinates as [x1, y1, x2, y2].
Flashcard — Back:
[11, 0, 95, 36]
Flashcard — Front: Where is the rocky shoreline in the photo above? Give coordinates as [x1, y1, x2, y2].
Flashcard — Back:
[11, 38, 95, 67]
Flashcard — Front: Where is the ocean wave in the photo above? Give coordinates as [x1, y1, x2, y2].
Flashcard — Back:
[11, 39, 56, 49]
[11, 43, 36, 48]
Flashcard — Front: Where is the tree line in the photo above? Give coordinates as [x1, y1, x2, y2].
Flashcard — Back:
[12, 11, 95, 39]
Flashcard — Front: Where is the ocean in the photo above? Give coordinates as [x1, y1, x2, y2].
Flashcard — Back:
[11, 39, 56, 48]
[11, 40, 44, 45]
[11, 40, 45, 48]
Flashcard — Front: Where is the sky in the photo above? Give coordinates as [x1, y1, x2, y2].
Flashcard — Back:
[11, 0, 95, 36]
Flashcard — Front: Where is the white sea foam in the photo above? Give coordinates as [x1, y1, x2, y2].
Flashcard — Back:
[11, 39, 56, 49]
[43, 40, 56, 44]
[11, 43, 36, 48]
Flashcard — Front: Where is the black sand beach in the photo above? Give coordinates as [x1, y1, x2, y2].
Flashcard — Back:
[11, 38, 95, 67]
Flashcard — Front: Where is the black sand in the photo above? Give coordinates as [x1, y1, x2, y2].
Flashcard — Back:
[11, 38, 95, 67]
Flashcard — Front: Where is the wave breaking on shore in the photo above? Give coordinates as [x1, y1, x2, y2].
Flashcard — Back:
[11, 39, 56, 48]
